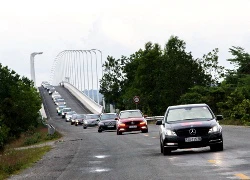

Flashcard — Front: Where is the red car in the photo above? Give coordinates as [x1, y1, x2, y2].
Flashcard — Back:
[116, 110, 148, 135]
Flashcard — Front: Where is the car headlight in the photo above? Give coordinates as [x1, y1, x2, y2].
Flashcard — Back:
[209, 125, 221, 133]
[76, 120, 79, 122]
[165, 129, 177, 136]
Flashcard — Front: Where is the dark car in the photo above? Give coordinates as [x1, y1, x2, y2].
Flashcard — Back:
[97, 113, 118, 133]
[116, 109, 148, 135]
[71, 114, 78, 125]
[156, 103, 223, 155]
[74, 114, 86, 126]
[83, 114, 100, 129]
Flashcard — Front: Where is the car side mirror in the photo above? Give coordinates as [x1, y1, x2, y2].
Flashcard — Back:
[115, 117, 119, 120]
[216, 115, 223, 121]
[156, 120, 162, 125]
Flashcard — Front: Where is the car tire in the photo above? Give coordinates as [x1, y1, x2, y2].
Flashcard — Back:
[210, 142, 223, 152]
[83, 126, 87, 129]
[75, 124, 78, 126]
[160, 139, 163, 153]
[98, 129, 102, 133]
[162, 143, 171, 155]
[71, 122, 73, 125]
[117, 130, 122, 135]
[141, 129, 148, 133]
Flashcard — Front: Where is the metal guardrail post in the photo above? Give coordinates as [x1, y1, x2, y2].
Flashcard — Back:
[46, 124, 55, 135]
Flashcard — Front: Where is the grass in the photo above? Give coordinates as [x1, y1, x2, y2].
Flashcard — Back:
[219, 119, 250, 126]
[0, 124, 62, 180]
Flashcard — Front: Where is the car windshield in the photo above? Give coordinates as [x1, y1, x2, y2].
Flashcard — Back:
[120, 111, 142, 118]
[86, 115, 99, 119]
[101, 114, 117, 120]
[77, 114, 85, 118]
[57, 99, 65, 102]
[166, 106, 213, 123]
[63, 108, 71, 112]
[67, 111, 76, 115]
[59, 106, 66, 109]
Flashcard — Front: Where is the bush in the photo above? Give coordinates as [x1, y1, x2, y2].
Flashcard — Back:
[23, 133, 41, 146]
[0, 125, 10, 150]
[45, 131, 61, 140]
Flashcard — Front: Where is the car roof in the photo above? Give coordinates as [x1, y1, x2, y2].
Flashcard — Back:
[120, 109, 140, 111]
[168, 103, 208, 109]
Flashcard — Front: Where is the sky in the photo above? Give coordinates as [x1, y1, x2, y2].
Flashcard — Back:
[1, 0, 250, 87]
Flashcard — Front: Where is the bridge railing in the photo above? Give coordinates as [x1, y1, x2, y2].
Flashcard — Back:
[63, 82, 103, 114]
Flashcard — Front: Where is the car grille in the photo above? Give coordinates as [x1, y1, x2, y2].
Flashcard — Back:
[175, 128, 209, 137]
[124, 121, 140, 125]
[104, 121, 116, 126]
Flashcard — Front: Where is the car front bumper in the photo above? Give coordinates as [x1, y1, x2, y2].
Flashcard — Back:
[162, 132, 223, 150]
[117, 125, 148, 132]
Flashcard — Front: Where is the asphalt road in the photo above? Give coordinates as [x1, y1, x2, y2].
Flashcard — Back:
[9, 86, 250, 180]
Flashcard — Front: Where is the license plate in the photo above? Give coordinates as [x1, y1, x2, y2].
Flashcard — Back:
[107, 125, 114, 127]
[185, 137, 202, 142]
[129, 125, 137, 128]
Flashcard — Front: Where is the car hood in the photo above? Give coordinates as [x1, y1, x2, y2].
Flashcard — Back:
[166, 119, 217, 130]
[100, 119, 117, 123]
[86, 119, 98, 122]
[119, 117, 144, 123]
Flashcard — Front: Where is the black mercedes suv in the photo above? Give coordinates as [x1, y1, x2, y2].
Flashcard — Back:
[156, 103, 223, 155]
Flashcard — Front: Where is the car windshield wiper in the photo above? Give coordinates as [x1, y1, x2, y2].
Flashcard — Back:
[183, 118, 196, 120]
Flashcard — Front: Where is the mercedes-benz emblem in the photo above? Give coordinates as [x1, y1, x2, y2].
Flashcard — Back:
[189, 128, 196, 135]
[131, 121, 134, 125]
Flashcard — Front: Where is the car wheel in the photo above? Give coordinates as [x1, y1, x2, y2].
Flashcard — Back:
[83, 126, 87, 129]
[71, 122, 73, 125]
[98, 129, 102, 133]
[210, 142, 223, 152]
[141, 129, 148, 133]
[163, 146, 171, 156]
[160, 139, 163, 153]
[117, 130, 122, 135]
[75, 123, 78, 126]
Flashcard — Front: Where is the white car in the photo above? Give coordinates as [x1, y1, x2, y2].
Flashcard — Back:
[61, 107, 72, 118]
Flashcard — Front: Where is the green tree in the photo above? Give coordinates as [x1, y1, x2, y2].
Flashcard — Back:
[0, 64, 41, 148]
[99, 56, 128, 110]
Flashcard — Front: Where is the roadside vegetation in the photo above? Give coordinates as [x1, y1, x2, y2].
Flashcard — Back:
[100, 35, 250, 126]
[0, 123, 62, 180]
[0, 63, 62, 179]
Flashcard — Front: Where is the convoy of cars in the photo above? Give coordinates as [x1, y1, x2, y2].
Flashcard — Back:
[42, 82, 224, 155]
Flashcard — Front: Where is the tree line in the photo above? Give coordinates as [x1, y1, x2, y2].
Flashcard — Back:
[0, 64, 42, 149]
[100, 36, 250, 125]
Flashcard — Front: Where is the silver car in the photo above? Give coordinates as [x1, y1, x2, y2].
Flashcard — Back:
[65, 111, 77, 122]
[83, 114, 100, 129]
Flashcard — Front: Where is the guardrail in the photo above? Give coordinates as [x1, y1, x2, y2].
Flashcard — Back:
[146, 116, 164, 122]
[46, 124, 55, 135]
[63, 82, 103, 114]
